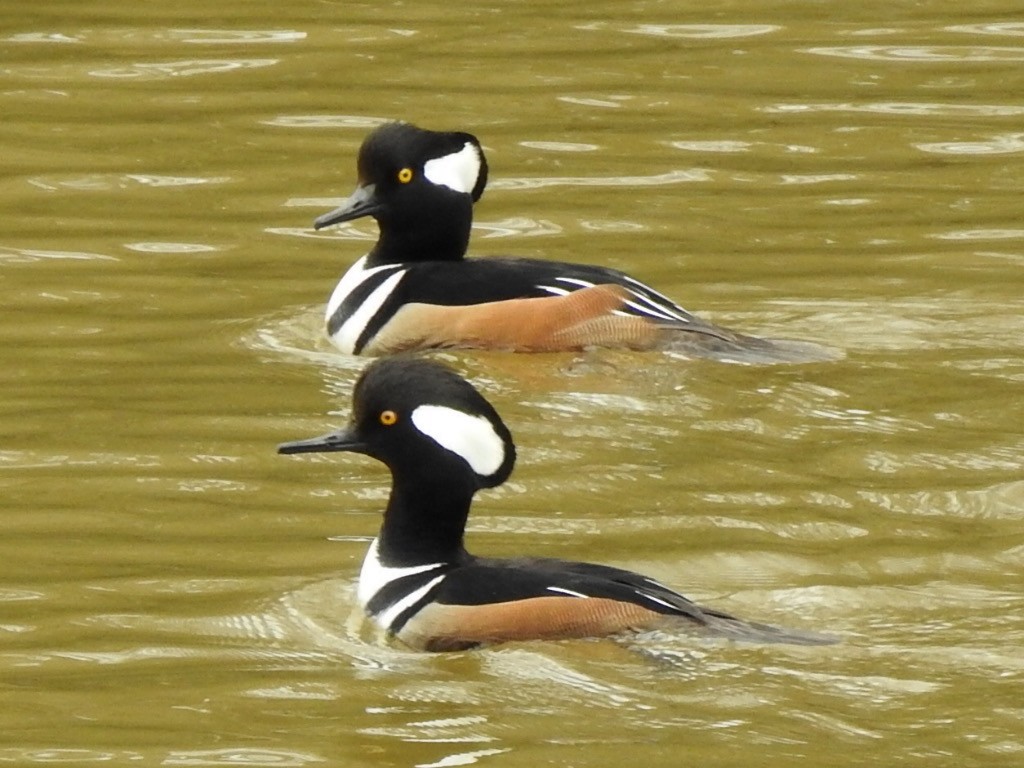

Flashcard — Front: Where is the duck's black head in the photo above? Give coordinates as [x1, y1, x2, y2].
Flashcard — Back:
[314, 123, 488, 264]
[278, 357, 515, 491]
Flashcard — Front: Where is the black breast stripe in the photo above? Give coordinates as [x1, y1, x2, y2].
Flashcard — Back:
[326, 264, 405, 339]
[364, 567, 448, 619]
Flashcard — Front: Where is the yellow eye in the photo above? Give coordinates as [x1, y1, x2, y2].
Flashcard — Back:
[397, 167, 414, 184]
[379, 410, 398, 426]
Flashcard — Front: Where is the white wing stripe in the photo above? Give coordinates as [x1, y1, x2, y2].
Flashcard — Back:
[547, 275, 691, 323]
[538, 284, 570, 296]
[623, 275, 681, 306]
[546, 586, 589, 599]
[638, 592, 677, 610]
[624, 294, 688, 323]
[554, 276, 597, 289]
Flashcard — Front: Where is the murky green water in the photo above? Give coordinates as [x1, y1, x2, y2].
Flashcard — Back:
[3, 1, 1023, 766]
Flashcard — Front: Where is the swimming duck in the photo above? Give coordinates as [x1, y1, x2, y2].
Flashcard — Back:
[278, 357, 835, 651]
[312, 122, 832, 363]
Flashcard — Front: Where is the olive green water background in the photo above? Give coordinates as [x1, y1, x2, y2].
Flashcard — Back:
[3, 1, 1023, 766]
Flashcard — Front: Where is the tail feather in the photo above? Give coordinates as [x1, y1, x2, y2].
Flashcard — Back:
[659, 329, 844, 364]
[694, 607, 839, 646]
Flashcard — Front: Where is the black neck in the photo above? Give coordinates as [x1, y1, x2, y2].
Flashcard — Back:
[375, 471, 475, 567]
[368, 224, 471, 266]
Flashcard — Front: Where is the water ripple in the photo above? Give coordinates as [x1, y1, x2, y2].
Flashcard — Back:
[0, 749, 128, 763]
[780, 173, 859, 185]
[865, 440, 1024, 474]
[580, 220, 647, 232]
[946, 23, 1024, 37]
[0, 450, 160, 470]
[557, 95, 628, 109]
[170, 29, 306, 44]
[915, 133, 1024, 155]
[163, 748, 325, 766]
[519, 140, 600, 152]
[283, 196, 350, 209]
[359, 714, 496, 744]
[27, 173, 229, 191]
[580, 22, 781, 39]
[5, 29, 305, 46]
[862, 481, 1024, 521]
[130, 173, 231, 187]
[803, 45, 1024, 62]
[0, 588, 45, 602]
[490, 169, 711, 190]
[124, 242, 221, 253]
[416, 748, 511, 768]
[764, 102, 1024, 118]
[262, 114, 390, 129]
[176, 479, 255, 493]
[930, 228, 1024, 241]
[668, 140, 752, 153]
[484, 649, 640, 707]
[89, 58, 278, 79]
[243, 307, 363, 368]
[5, 32, 80, 43]
[0, 246, 117, 263]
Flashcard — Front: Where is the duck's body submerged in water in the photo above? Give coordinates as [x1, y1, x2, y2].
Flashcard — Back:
[311, 122, 836, 363]
[278, 357, 836, 651]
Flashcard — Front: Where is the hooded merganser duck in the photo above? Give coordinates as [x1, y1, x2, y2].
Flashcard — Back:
[278, 357, 835, 651]
[312, 122, 835, 362]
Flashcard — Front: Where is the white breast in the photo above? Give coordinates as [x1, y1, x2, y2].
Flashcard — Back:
[357, 538, 447, 630]
[325, 256, 407, 354]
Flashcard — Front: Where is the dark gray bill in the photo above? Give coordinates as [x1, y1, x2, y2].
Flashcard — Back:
[277, 426, 367, 455]
[313, 184, 381, 230]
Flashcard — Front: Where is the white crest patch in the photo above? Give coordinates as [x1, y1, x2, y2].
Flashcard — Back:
[423, 142, 481, 194]
[411, 404, 505, 477]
